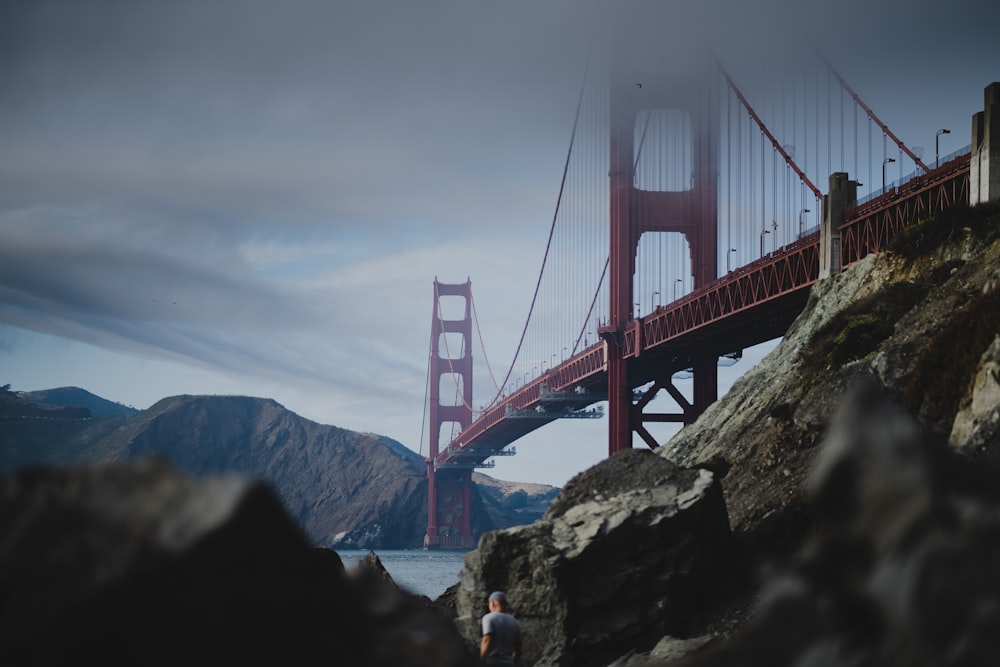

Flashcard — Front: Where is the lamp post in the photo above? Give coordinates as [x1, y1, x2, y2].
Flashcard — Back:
[882, 157, 896, 191]
[727, 248, 737, 272]
[673, 278, 682, 300]
[799, 208, 811, 237]
[651, 291, 659, 312]
[936, 128, 951, 168]
[760, 228, 770, 257]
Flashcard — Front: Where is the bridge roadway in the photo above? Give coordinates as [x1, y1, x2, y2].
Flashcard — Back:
[435, 153, 972, 468]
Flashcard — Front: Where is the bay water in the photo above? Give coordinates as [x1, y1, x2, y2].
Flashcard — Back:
[335, 549, 470, 599]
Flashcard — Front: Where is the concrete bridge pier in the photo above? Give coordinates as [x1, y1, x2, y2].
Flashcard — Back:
[819, 172, 860, 279]
[971, 82, 1000, 206]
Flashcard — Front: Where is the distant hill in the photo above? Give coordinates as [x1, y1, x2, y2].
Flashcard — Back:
[0, 386, 558, 548]
[16, 386, 139, 417]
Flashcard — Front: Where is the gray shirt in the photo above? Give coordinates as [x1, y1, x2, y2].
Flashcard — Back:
[481, 610, 521, 665]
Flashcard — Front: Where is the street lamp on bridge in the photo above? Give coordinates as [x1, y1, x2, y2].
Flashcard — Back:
[760, 228, 770, 257]
[727, 248, 737, 272]
[673, 278, 682, 300]
[799, 208, 811, 237]
[651, 291, 659, 312]
[882, 157, 896, 191]
[936, 128, 951, 168]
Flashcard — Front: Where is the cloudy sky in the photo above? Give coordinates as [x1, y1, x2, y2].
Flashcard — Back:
[2, 0, 997, 486]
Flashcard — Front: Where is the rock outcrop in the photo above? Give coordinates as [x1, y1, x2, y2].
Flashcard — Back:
[454, 449, 731, 667]
[662, 203, 1000, 535]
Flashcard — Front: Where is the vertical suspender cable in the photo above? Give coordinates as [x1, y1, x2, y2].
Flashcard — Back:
[490, 40, 592, 406]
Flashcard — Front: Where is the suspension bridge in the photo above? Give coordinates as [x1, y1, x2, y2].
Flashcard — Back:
[421, 37, 998, 548]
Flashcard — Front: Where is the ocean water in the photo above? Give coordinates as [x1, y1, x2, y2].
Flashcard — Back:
[335, 549, 470, 599]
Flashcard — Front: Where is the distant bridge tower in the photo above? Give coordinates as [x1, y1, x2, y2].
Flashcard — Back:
[601, 62, 720, 455]
[424, 279, 475, 549]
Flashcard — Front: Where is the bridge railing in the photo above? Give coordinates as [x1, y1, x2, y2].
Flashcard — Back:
[841, 152, 971, 265]
[857, 144, 972, 205]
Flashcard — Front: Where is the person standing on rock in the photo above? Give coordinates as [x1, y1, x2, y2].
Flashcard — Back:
[480, 590, 522, 665]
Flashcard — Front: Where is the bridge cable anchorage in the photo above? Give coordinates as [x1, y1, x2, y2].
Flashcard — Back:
[714, 55, 823, 201]
[494, 36, 593, 402]
[814, 48, 931, 174]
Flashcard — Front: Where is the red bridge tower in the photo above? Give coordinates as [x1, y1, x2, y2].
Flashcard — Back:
[602, 64, 720, 455]
[424, 279, 475, 549]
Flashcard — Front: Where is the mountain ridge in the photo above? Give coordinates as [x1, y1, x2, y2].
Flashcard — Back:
[0, 386, 558, 548]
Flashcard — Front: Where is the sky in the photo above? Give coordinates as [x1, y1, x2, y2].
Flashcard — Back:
[2, 0, 998, 487]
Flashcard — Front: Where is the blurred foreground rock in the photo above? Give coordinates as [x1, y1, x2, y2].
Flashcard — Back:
[0, 458, 476, 666]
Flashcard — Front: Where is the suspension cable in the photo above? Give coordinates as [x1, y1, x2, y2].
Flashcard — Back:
[816, 50, 930, 173]
[715, 57, 822, 200]
[491, 37, 593, 405]
[572, 255, 608, 355]
[419, 303, 433, 457]
[470, 292, 502, 396]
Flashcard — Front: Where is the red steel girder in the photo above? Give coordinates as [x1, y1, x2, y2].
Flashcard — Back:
[627, 235, 820, 357]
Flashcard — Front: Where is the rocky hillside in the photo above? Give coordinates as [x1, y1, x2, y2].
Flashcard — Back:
[0, 389, 558, 549]
[663, 201, 1000, 535]
[453, 201, 1000, 666]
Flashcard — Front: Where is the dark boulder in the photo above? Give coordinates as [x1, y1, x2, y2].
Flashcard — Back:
[454, 449, 732, 667]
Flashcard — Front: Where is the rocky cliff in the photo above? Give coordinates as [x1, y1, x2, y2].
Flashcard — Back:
[663, 202, 1000, 535]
